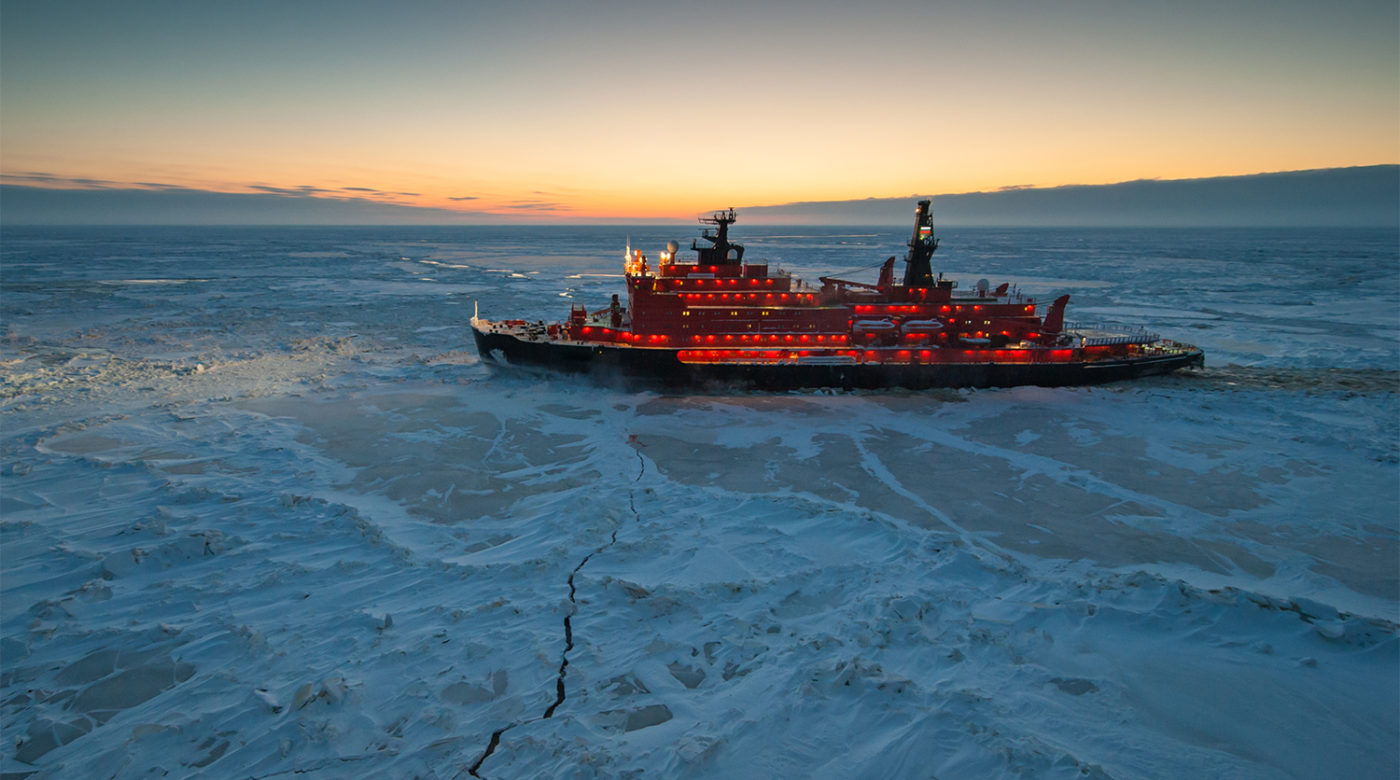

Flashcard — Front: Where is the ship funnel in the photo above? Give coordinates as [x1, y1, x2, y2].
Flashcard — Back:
[1042, 294, 1071, 335]
[901, 200, 938, 288]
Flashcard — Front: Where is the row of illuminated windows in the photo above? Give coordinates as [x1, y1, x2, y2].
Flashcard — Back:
[677, 323, 823, 330]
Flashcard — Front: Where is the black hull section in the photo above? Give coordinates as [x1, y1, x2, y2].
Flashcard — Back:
[472, 328, 1204, 390]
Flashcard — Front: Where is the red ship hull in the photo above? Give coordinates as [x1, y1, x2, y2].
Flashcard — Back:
[472, 326, 1204, 390]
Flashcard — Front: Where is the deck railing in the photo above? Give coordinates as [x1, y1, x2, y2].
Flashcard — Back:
[1065, 321, 1160, 346]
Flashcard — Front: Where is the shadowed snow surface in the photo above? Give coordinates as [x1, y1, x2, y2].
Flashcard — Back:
[1, 225, 1396, 778]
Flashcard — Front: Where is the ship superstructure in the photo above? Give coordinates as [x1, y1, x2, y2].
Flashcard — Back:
[472, 202, 1203, 389]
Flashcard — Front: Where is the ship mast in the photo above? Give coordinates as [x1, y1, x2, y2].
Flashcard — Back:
[692, 208, 745, 264]
[901, 199, 939, 288]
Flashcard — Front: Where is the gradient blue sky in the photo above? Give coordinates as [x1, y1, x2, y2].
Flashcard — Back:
[3, 0, 1396, 218]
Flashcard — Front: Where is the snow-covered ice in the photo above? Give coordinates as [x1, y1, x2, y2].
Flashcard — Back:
[2, 225, 1396, 777]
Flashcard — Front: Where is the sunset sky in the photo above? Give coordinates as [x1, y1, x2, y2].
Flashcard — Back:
[2, 0, 1396, 220]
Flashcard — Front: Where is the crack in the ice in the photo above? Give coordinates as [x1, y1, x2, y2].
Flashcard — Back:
[248, 755, 374, 778]
[465, 724, 514, 778]
[465, 442, 647, 778]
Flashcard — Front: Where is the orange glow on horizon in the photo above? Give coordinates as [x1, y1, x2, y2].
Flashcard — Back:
[2, 2, 1395, 220]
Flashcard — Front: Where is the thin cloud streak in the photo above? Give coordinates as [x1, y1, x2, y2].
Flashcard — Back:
[0, 183, 527, 225]
[0, 174, 454, 210]
[500, 201, 573, 211]
[248, 184, 336, 195]
[1, 173, 127, 188]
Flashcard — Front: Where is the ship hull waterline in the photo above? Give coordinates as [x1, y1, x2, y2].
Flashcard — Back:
[472, 327, 1205, 390]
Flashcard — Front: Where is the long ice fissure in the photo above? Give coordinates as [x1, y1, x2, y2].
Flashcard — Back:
[466, 443, 647, 778]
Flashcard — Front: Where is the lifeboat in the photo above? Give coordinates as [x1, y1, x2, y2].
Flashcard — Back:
[852, 318, 899, 334]
[900, 318, 945, 334]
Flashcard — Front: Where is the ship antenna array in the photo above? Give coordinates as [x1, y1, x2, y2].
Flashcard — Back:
[698, 207, 737, 225]
[824, 257, 895, 280]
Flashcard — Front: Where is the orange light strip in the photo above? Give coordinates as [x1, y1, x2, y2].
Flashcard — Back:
[675, 348, 1078, 365]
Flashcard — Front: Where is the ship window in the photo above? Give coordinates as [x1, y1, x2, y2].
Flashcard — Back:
[761, 311, 770, 316]
[683, 311, 691, 316]
[731, 311, 739, 316]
